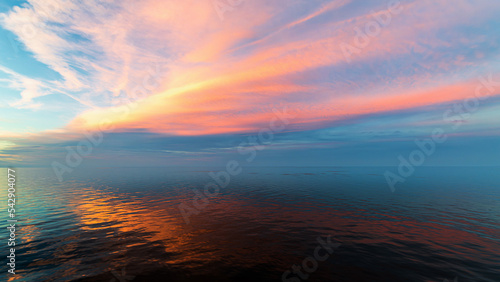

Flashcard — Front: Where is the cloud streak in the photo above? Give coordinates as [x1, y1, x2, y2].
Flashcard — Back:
[0, 0, 499, 166]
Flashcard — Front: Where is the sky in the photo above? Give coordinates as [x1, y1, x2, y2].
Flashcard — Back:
[0, 0, 499, 168]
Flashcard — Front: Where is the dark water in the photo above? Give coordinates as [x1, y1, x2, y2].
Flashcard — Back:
[1, 167, 499, 281]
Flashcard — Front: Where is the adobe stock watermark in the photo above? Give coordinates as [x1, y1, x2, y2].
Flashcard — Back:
[340, 0, 403, 63]
[178, 106, 296, 224]
[213, 0, 245, 21]
[51, 62, 167, 182]
[3, 0, 66, 55]
[109, 267, 135, 282]
[282, 235, 341, 282]
[6, 168, 17, 276]
[385, 73, 500, 192]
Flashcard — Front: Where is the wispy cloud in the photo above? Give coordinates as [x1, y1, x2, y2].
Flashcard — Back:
[0, 0, 499, 166]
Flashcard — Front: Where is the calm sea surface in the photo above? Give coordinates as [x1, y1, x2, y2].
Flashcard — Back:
[0, 167, 499, 281]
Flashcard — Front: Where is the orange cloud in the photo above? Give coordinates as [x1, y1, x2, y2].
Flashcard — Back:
[6, 0, 498, 138]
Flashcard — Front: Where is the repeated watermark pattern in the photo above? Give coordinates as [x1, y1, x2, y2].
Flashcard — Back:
[385, 73, 500, 191]
[178, 106, 296, 224]
[4, 0, 66, 55]
[0, 1, 486, 282]
[340, 0, 403, 63]
[282, 235, 341, 282]
[213, 0, 245, 21]
[51, 62, 167, 182]
[109, 267, 135, 282]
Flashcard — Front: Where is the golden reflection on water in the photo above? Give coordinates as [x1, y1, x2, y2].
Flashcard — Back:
[70, 185, 218, 266]
[1, 168, 500, 281]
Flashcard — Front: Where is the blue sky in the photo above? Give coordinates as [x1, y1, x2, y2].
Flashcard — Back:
[0, 0, 499, 167]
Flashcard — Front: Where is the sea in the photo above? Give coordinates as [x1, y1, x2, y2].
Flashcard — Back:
[0, 166, 499, 281]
